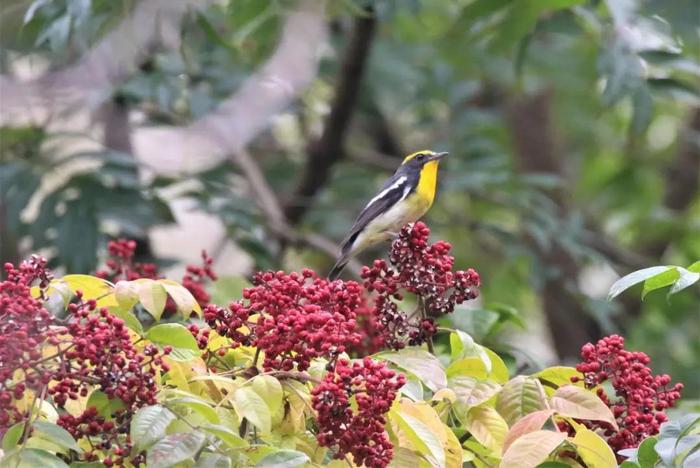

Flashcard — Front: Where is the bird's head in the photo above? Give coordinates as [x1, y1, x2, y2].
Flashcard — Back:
[399, 150, 448, 171]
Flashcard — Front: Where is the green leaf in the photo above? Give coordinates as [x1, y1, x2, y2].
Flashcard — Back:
[130, 405, 176, 452]
[159, 279, 202, 318]
[202, 424, 248, 449]
[572, 426, 618, 467]
[450, 376, 502, 407]
[232, 386, 271, 433]
[194, 453, 232, 468]
[641, 268, 680, 299]
[107, 306, 143, 335]
[255, 450, 310, 467]
[608, 266, 670, 300]
[210, 276, 252, 304]
[549, 385, 618, 428]
[687, 261, 700, 273]
[168, 397, 219, 423]
[147, 431, 206, 468]
[86, 390, 125, 419]
[638, 437, 659, 468]
[135, 279, 168, 320]
[465, 406, 508, 453]
[669, 267, 700, 294]
[2, 423, 24, 452]
[19, 448, 70, 468]
[499, 430, 566, 468]
[146, 323, 200, 361]
[496, 376, 547, 425]
[450, 330, 491, 372]
[377, 348, 447, 391]
[32, 421, 81, 453]
[251, 375, 284, 419]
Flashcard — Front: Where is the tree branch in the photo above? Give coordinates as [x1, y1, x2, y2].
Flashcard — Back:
[284, 11, 377, 225]
[131, 0, 327, 176]
[507, 89, 602, 360]
[230, 149, 362, 276]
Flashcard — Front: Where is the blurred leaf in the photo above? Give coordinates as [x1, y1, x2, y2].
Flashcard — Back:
[130, 405, 175, 452]
[32, 421, 81, 453]
[201, 424, 247, 449]
[146, 324, 200, 361]
[648, 78, 700, 105]
[255, 450, 309, 468]
[2, 423, 24, 452]
[231, 386, 271, 434]
[147, 431, 206, 468]
[377, 348, 447, 391]
[19, 449, 70, 468]
[86, 390, 125, 419]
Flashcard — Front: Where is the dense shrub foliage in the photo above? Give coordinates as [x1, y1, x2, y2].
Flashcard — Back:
[0, 224, 696, 467]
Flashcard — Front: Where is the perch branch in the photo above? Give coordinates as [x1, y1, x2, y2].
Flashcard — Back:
[284, 11, 377, 225]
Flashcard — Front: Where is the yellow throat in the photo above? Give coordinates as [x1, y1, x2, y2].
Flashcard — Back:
[415, 160, 439, 208]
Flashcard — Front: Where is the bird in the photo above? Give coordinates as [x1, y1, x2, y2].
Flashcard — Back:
[328, 150, 448, 279]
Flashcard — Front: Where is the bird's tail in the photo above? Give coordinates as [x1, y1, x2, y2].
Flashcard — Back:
[328, 256, 349, 280]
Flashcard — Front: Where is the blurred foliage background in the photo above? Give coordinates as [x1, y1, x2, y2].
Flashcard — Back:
[1, 0, 699, 396]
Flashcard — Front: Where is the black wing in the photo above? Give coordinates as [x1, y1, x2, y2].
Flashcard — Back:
[339, 174, 410, 257]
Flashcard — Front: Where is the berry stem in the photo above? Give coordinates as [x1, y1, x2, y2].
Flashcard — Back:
[418, 296, 434, 354]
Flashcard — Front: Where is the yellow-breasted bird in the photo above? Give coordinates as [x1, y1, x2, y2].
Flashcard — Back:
[328, 150, 448, 279]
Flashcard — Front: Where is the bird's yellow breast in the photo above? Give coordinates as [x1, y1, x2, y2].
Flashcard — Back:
[414, 160, 439, 209]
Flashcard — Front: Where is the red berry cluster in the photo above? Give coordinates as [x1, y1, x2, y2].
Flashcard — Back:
[49, 301, 168, 409]
[200, 303, 250, 351]
[0, 257, 56, 428]
[202, 270, 364, 371]
[182, 251, 217, 308]
[95, 239, 158, 280]
[312, 357, 405, 467]
[0, 257, 169, 464]
[361, 222, 480, 349]
[569, 335, 683, 456]
[57, 407, 143, 466]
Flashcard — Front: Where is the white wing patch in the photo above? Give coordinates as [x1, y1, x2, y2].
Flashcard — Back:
[365, 176, 408, 209]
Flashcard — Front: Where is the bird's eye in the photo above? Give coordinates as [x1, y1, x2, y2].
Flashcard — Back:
[416, 154, 426, 161]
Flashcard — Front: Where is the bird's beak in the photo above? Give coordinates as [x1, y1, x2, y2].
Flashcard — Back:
[431, 152, 449, 161]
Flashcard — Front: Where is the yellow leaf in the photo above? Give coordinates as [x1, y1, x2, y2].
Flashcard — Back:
[534, 367, 585, 390]
[395, 399, 463, 467]
[158, 279, 202, 317]
[466, 406, 508, 454]
[59, 274, 114, 299]
[571, 426, 617, 468]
